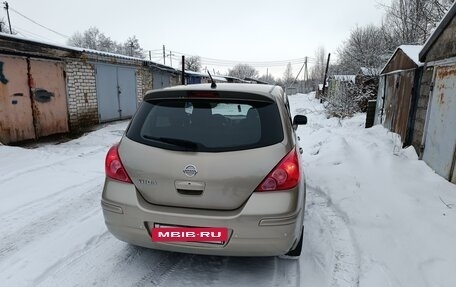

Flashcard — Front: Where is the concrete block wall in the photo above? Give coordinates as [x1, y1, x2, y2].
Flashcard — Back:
[411, 67, 433, 155]
[65, 60, 98, 131]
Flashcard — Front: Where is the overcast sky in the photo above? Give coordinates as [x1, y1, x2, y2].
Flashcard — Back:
[2, 0, 387, 78]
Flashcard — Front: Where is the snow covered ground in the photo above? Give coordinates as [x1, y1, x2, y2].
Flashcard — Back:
[0, 92, 455, 287]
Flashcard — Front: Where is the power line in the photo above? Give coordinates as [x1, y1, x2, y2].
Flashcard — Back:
[9, 6, 70, 39]
[13, 26, 58, 42]
[160, 48, 313, 66]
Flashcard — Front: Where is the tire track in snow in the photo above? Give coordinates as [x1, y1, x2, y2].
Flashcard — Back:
[0, 146, 107, 185]
[33, 231, 111, 286]
[0, 176, 101, 219]
[133, 252, 190, 287]
[273, 257, 301, 287]
[0, 181, 103, 260]
[307, 184, 361, 287]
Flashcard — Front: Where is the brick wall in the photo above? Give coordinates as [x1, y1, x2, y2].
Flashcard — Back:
[137, 67, 153, 104]
[65, 60, 98, 131]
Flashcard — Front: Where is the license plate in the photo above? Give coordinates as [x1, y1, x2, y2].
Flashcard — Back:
[152, 224, 228, 244]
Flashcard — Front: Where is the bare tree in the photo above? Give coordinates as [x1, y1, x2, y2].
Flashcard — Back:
[282, 62, 294, 87]
[0, 19, 13, 34]
[310, 46, 326, 82]
[228, 64, 259, 79]
[183, 56, 202, 72]
[382, 0, 454, 45]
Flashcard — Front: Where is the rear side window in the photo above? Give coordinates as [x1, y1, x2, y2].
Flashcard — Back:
[126, 99, 284, 152]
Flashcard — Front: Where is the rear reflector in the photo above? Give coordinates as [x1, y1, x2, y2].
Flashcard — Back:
[255, 148, 300, 191]
[105, 144, 132, 183]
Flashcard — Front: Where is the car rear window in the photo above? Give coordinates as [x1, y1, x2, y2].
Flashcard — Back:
[126, 98, 284, 152]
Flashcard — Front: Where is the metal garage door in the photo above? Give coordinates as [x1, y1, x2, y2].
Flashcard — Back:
[95, 63, 137, 122]
[0, 55, 35, 143]
[29, 59, 69, 137]
[423, 65, 456, 183]
[152, 70, 171, 89]
[0, 55, 69, 144]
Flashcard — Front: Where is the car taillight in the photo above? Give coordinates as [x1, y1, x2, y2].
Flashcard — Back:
[105, 144, 132, 183]
[255, 149, 300, 191]
[187, 91, 219, 98]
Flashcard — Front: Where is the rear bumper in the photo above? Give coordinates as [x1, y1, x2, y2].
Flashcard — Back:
[101, 179, 305, 256]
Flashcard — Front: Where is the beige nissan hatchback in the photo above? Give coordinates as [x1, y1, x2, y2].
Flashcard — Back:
[101, 83, 307, 257]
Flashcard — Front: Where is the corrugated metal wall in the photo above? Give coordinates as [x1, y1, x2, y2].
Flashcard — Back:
[423, 64, 456, 183]
[0, 55, 69, 144]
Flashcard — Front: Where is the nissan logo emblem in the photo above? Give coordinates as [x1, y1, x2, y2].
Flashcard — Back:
[183, 165, 198, 177]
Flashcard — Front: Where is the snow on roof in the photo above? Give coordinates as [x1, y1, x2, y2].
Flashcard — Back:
[359, 67, 380, 76]
[399, 45, 423, 66]
[0, 32, 176, 69]
[333, 75, 356, 82]
[380, 45, 424, 74]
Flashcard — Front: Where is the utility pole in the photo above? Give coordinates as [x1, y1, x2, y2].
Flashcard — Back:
[162, 45, 166, 65]
[3, 1, 12, 34]
[129, 42, 134, 57]
[148, 50, 151, 61]
[181, 55, 185, 85]
[304, 57, 308, 92]
[168, 51, 174, 67]
[322, 53, 331, 96]
[266, 68, 269, 79]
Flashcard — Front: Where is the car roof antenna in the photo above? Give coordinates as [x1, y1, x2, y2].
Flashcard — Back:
[207, 71, 217, 89]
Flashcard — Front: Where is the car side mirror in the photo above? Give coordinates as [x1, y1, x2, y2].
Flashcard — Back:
[292, 115, 307, 130]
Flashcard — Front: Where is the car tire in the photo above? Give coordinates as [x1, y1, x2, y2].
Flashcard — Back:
[284, 227, 303, 257]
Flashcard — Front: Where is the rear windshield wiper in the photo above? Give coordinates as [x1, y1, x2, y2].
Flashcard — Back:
[143, 135, 200, 150]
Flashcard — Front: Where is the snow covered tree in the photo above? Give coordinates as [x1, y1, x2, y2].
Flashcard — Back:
[228, 64, 259, 79]
[337, 25, 390, 74]
[183, 56, 202, 72]
[120, 36, 144, 58]
[68, 27, 145, 58]
[258, 73, 276, 84]
[325, 81, 361, 118]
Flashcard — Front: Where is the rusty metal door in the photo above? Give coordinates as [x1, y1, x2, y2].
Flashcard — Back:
[423, 65, 456, 183]
[394, 70, 415, 142]
[29, 59, 69, 137]
[383, 74, 398, 131]
[383, 71, 415, 143]
[0, 55, 35, 144]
